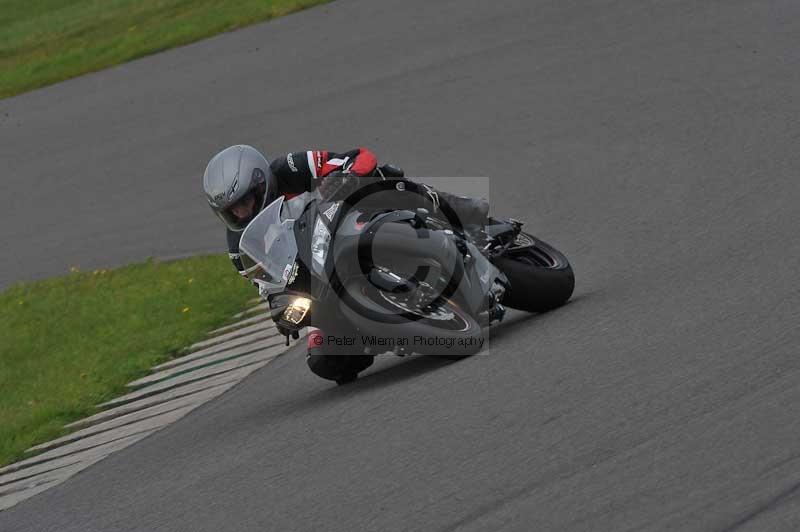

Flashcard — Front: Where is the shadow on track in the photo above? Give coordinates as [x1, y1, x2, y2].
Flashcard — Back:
[490, 291, 592, 336]
[222, 346, 459, 434]
[223, 292, 595, 436]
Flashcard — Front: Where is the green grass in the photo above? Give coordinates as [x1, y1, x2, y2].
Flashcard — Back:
[0, 255, 256, 467]
[0, 0, 330, 99]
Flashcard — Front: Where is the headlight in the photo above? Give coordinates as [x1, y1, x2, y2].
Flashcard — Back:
[311, 216, 331, 274]
[283, 297, 312, 325]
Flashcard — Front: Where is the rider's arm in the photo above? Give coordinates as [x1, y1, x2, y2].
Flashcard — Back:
[270, 148, 379, 193]
[269, 152, 316, 194]
[320, 147, 378, 177]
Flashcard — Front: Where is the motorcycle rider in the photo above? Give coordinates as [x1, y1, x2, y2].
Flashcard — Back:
[202, 144, 489, 277]
[202, 144, 489, 382]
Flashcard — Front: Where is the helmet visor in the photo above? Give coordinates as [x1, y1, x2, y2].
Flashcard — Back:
[217, 188, 264, 231]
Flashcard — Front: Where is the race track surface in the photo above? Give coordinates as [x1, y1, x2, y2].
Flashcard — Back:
[2, 0, 800, 530]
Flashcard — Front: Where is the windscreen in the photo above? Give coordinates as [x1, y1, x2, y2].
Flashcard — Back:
[239, 196, 298, 294]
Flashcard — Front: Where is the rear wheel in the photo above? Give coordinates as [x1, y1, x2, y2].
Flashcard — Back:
[492, 232, 574, 312]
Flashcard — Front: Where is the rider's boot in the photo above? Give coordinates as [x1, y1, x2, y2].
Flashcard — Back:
[306, 328, 374, 384]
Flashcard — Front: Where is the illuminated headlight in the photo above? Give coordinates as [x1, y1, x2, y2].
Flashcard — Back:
[283, 297, 312, 325]
[311, 216, 331, 274]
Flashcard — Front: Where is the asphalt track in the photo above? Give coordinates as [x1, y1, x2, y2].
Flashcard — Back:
[2, 0, 800, 530]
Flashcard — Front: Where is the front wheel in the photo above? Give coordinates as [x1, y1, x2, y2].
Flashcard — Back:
[492, 232, 574, 313]
[338, 279, 486, 358]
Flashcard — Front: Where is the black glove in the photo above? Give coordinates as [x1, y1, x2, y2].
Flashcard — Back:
[276, 323, 300, 345]
[318, 170, 360, 201]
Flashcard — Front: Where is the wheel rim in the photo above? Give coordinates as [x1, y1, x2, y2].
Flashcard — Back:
[365, 277, 472, 331]
[507, 233, 568, 269]
[377, 284, 455, 321]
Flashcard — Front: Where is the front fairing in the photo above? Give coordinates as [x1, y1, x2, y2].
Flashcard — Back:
[243, 191, 502, 329]
[239, 192, 320, 297]
[239, 197, 298, 295]
[297, 197, 346, 304]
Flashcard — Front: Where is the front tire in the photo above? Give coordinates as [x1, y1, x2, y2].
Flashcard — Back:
[338, 280, 486, 358]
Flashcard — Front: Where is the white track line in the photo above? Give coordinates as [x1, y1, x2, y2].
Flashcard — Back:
[0, 300, 294, 512]
[206, 314, 270, 337]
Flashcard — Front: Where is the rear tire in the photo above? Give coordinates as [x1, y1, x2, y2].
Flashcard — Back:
[492, 233, 574, 313]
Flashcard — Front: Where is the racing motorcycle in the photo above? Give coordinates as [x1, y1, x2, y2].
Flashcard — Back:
[238, 179, 574, 384]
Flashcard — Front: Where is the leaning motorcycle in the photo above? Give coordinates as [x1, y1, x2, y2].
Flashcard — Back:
[238, 179, 574, 385]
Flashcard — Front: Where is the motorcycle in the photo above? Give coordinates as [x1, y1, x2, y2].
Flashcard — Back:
[238, 179, 574, 384]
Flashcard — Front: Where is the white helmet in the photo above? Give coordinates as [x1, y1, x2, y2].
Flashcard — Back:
[203, 145, 277, 231]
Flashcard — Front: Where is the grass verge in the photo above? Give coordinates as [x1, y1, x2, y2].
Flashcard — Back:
[0, 0, 330, 99]
[0, 255, 256, 467]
